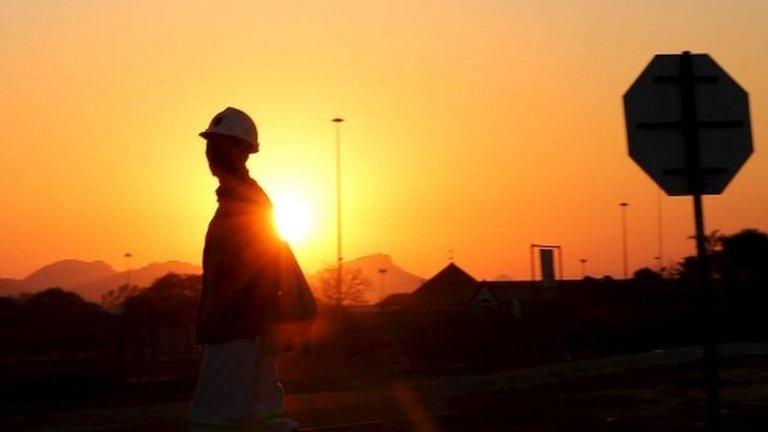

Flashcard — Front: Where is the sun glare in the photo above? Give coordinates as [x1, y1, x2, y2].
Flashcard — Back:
[272, 193, 313, 244]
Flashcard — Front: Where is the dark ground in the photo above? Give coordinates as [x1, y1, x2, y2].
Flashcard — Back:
[2, 343, 767, 432]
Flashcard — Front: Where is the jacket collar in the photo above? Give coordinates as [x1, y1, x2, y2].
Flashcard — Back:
[215, 175, 271, 215]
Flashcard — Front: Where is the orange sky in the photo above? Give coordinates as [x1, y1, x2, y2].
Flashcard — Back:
[1, 1, 767, 281]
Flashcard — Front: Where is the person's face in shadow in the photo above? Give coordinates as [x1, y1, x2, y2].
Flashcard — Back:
[205, 136, 252, 179]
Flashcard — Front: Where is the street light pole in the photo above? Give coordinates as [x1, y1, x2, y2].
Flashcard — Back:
[657, 188, 665, 274]
[124, 252, 132, 286]
[332, 117, 344, 296]
[378, 267, 388, 302]
[579, 258, 587, 278]
[619, 202, 629, 279]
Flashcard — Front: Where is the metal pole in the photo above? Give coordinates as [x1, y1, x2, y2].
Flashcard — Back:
[332, 118, 344, 297]
[530, 244, 540, 305]
[529, 244, 535, 282]
[124, 252, 132, 286]
[378, 267, 388, 302]
[657, 188, 665, 274]
[579, 258, 587, 278]
[694, 193, 721, 431]
[678, 51, 721, 432]
[619, 202, 629, 279]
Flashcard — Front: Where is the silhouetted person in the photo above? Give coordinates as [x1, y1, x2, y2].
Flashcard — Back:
[189, 107, 313, 432]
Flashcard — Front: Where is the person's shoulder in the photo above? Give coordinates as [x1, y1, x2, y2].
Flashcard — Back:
[247, 177, 265, 192]
[246, 178, 273, 205]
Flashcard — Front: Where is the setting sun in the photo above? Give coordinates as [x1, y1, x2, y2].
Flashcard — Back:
[272, 192, 314, 245]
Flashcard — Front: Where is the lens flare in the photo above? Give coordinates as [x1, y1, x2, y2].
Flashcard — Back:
[272, 193, 313, 244]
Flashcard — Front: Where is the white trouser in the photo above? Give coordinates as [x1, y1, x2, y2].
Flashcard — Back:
[188, 338, 299, 432]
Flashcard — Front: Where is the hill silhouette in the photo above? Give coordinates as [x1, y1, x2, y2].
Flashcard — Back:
[309, 253, 424, 304]
[0, 278, 26, 296]
[0, 259, 117, 296]
[24, 259, 116, 290]
[0, 259, 201, 301]
[1, 254, 420, 304]
[74, 260, 201, 301]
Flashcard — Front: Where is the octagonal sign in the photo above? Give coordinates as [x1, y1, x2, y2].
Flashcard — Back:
[624, 53, 752, 196]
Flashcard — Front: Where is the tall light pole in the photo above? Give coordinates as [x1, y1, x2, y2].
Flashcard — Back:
[579, 258, 587, 278]
[378, 267, 388, 302]
[124, 252, 133, 286]
[619, 202, 629, 279]
[332, 117, 344, 295]
[656, 188, 664, 274]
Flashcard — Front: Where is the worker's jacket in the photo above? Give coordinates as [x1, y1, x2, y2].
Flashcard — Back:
[195, 177, 315, 345]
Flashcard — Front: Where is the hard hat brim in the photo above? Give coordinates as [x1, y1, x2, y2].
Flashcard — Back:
[199, 131, 259, 154]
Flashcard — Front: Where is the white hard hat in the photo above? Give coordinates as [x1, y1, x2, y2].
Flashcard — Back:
[199, 107, 259, 153]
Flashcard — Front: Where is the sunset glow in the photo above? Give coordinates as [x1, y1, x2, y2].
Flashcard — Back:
[0, 1, 767, 281]
[272, 191, 314, 245]
[3, 3, 767, 430]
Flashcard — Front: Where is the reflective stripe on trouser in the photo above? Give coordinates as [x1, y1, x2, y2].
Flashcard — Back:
[258, 411, 299, 432]
[188, 414, 297, 432]
[188, 417, 248, 431]
[189, 338, 299, 432]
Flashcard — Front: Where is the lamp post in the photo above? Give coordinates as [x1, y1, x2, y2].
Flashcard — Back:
[579, 258, 587, 278]
[378, 267, 388, 302]
[619, 202, 629, 279]
[123, 252, 133, 286]
[657, 188, 664, 274]
[332, 117, 344, 295]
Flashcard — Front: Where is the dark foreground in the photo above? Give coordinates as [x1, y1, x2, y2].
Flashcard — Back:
[2, 343, 767, 432]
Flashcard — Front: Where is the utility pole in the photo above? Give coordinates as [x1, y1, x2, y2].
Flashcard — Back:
[579, 258, 587, 278]
[124, 252, 133, 286]
[619, 202, 629, 279]
[378, 267, 388, 302]
[332, 117, 344, 296]
[656, 188, 665, 274]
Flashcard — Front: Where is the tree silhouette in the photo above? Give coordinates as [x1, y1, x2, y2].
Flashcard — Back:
[717, 229, 768, 284]
[675, 230, 726, 281]
[686, 229, 724, 254]
[122, 273, 201, 327]
[20, 288, 110, 353]
[674, 229, 768, 292]
[101, 284, 144, 309]
[316, 266, 371, 308]
[633, 267, 662, 282]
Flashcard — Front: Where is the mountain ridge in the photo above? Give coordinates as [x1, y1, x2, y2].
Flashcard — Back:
[1, 254, 424, 304]
[0, 259, 202, 301]
[308, 253, 424, 304]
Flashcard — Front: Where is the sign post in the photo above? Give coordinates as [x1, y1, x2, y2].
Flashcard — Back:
[529, 244, 563, 287]
[624, 51, 752, 432]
